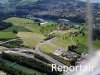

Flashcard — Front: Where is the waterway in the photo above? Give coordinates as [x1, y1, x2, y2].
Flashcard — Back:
[27, 16, 82, 26]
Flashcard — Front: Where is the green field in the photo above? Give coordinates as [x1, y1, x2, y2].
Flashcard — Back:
[1, 17, 88, 54]
[51, 25, 88, 54]
[0, 32, 16, 39]
[73, 25, 88, 54]
[39, 44, 56, 53]
[3, 17, 42, 33]
[52, 32, 76, 48]
[73, 33, 87, 54]
[4, 17, 35, 26]
[39, 44, 70, 65]
[3, 17, 61, 34]
[40, 22, 60, 35]
[25, 25, 41, 33]
[2, 26, 31, 32]
[93, 39, 100, 49]
[17, 32, 46, 48]
[2, 17, 61, 48]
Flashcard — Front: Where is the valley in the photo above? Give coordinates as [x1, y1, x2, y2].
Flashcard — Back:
[0, 0, 99, 75]
[0, 16, 88, 75]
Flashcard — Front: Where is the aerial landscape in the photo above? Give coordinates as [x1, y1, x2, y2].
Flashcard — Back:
[0, 0, 100, 75]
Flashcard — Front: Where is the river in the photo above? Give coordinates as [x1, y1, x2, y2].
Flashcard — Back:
[27, 16, 82, 26]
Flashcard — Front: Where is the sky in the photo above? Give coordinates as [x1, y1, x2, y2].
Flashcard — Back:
[81, 0, 100, 3]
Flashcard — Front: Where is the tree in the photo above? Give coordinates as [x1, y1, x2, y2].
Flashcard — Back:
[38, 22, 41, 26]
[68, 45, 77, 51]
[82, 32, 85, 36]
[13, 30, 18, 34]
[34, 73, 36, 75]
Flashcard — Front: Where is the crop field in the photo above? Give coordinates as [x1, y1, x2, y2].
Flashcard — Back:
[1, 17, 88, 54]
[17, 32, 46, 48]
[73, 33, 87, 54]
[2, 26, 31, 32]
[51, 26, 87, 54]
[0, 32, 16, 39]
[25, 25, 41, 33]
[39, 44, 70, 65]
[39, 44, 56, 53]
[4, 17, 35, 26]
[52, 32, 76, 48]
[40, 22, 60, 35]
[4, 17, 42, 33]
[93, 40, 100, 49]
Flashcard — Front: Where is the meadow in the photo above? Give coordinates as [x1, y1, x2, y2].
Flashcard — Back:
[0, 32, 16, 39]
[39, 44, 70, 65]
[39, 44, 56, 53]
[52, 33, 75, 48]
[17, 32, 46, 48]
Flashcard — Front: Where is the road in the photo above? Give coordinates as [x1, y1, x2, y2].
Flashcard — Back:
[35, 35, 66, 66]
[35, 30, 76, 66]
[0, 38, 65, 66]
[0, 30, 74, 66]
[35, 43, 65, 66]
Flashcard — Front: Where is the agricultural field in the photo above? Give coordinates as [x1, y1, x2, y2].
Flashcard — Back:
[1, 17, 61, 48]
[3, 17, 41, 33]
[93, 40, 100, 49]
[51, 25, 88, 54]
[40, 22, 60, 35]
[17, 32, 46, 48]
[39, 44, 70, 65]
[25, 25, 41, 33]
[3, 17, 61, 35]
[73, 33, 87, 54]
[0, 32, 16, 39]
[0, 17, 88, 54]
[2, 26, 31, 32]
[52, 33, 75, 48]
[4, 17, 35, 26]
[39, 44, 56, 54]
[0, 17, 88, 65]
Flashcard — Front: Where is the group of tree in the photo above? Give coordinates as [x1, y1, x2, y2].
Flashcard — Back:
[93, 29, 100, 40]
[0, 21, 12, 31]
[0, 59, 33, 75]
[2, 52, 61, 75]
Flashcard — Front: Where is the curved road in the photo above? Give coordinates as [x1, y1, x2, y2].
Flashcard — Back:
[35, 43, 65, 66]
[35, 30, 75, 66]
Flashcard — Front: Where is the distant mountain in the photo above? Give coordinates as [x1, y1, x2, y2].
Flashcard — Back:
[0, 0, 85, 22]
[0, 0, 9, 4]
[0, 0, 38, 4]
[0, 0, 99, 23]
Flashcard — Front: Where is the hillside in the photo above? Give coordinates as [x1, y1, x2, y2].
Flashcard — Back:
[0, 0, 86, 23]
[0, 0, 38, 4]
[0, 0, 8, 4]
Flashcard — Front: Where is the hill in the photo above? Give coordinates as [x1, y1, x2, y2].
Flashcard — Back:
[0, 0, 86, 23]
[0, 0, 38, 4]
[3, 17, 40, 32]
